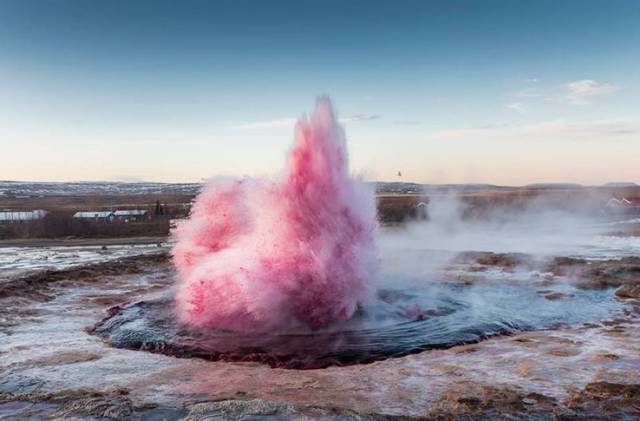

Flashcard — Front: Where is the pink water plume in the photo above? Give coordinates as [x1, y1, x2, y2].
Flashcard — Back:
[172, 97, 377, 332]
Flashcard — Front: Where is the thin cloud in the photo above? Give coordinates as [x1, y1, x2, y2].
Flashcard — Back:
[565, 79, 619, 105]
[433, 119, 639, 141]
[506, 102, 526, 114]
[340, 114, 380, 122]
[233, 118, 296, 130]
[394, 119, 422, 126]
[512, 79, 619, 105]
[234, 113, 380, 130]
[513, 88, 544, 99]
[112, 175, 146, 183]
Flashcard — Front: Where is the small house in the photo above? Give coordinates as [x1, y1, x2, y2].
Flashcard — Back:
[113, 210, 148, 223]
[73, 211, 115, 221]
[0, 210, 47, 223]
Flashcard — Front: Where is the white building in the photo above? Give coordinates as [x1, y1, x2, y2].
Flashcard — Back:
[73, 211, 115, 220]
[0, 210, 48, 222]
[113, 210, 147, 217]
[114, 210, 148, 222]
[72, 210, 149, 222]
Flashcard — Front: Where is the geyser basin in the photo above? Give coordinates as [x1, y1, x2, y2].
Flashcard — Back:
[91, 281, 622, 369]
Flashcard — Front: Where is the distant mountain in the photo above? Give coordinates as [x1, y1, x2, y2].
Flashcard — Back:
[421, 183, 507, 192]
[524, 183, 583, 189]
[374, 182, 508, 194]
[603, 182, 638, 188]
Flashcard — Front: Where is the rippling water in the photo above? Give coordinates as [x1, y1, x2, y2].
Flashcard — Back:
[92, 281, 622, 369]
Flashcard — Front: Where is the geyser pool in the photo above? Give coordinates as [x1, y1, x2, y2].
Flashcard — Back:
[91, 280, 622, 369]
[90, 98, 625, 369]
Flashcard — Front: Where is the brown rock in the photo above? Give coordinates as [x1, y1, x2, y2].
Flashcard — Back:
[616, 284, 640, 300]
[541, 292, 574, 300]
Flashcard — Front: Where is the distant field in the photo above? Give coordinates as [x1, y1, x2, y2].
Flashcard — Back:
[1, 184, 639, 241]
[3, 185, 639, 208]
[0, 193, 195, 212]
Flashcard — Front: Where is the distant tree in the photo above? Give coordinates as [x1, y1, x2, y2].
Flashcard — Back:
[155, 200, 164, 216]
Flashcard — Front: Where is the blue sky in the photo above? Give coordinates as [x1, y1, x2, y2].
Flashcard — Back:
[1, 0, 638, 184]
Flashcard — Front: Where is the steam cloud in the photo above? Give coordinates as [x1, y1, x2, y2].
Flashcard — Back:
[172, 98, 376, 331]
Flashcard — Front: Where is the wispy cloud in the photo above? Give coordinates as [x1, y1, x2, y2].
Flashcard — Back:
[394, 119, 422, 126]
[513, 88, 544, 99]
[506, 102, 526, 114]
[433, 118, 639, 141]
[341, 113, 380, 122]
[233, 113, 380, 130]
[524, 77, 539, 83]
[233, 118, 297, 130]
[512, 79, 620, 107]
[565, 79, 619, 105]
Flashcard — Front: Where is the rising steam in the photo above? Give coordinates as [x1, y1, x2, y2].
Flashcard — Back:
[172, 97, 376, 331]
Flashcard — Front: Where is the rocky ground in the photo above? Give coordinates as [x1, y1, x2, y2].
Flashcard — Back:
[1, 249, 639, 420]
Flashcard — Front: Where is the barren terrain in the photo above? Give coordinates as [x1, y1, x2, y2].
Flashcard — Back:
[1, 186, 639, 419]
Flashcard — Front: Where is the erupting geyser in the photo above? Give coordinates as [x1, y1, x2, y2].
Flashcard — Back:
[172, 97, 377, 331]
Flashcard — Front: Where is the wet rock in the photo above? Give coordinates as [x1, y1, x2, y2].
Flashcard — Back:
[0, 253, 169, 302]
[540, 291, 574, 301]
[590, 353, 620, 361]
[137, 406, 188, 420]
[22, 351, 103, 367]
[429, 385, 558, 419]
[183, 399, 292, 420]
[547, 347, 580, 357]
[182, 399, 402, 420]
[548, 256, 640, 289]
[56, 392, 133, 420]
[523, 392, 556, 407]
[616, 284, 640, 300]
[0, 401, 58, 419]
[452, 274, 478, 285]
[565, 382, 640, 419]
[0, 388, 135, 420]
[452, 251, 533, 270]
